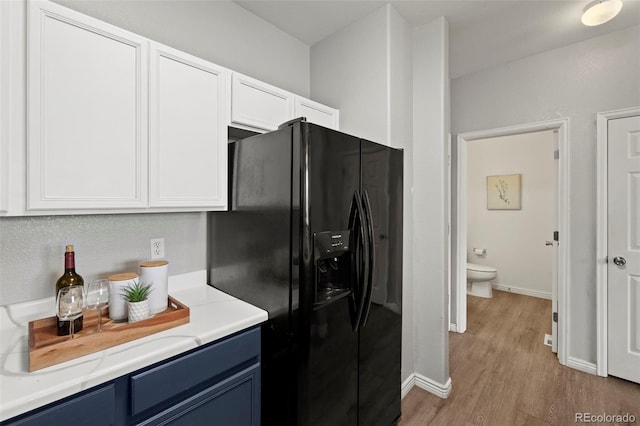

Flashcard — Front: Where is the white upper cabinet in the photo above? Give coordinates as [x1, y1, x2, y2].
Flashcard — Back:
[149, 43, 227, 209]
[294, 97, 339, 130]
[3, 0, 339, 216]
[28, 1, 148, 210]
[230, 73, 294, 132]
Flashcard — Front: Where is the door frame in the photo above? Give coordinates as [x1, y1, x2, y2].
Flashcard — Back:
[596, 106, 640, 377]
[455, 118, 570, 366]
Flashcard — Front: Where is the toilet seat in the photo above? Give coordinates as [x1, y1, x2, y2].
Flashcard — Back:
[466, 262, 496, 273]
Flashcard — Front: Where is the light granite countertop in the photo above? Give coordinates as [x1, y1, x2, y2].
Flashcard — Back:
[0, 270, 267, 422]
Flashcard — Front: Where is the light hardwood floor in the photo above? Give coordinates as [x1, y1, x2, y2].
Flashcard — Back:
[398, 290, 640, 426]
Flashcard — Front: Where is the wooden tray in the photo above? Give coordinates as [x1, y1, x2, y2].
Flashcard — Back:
[28, 296, 190, 372]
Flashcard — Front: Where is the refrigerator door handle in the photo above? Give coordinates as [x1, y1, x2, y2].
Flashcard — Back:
[348, 190, 369, 332]
[347, 192, 360, 330]
[359, 190, 375, 327]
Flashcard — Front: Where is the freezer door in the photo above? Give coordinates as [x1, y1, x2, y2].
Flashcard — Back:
[297, 123, 361, 425]
[359, 141, 403, 425]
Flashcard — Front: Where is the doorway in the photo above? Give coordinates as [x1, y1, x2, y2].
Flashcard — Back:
[596, 106, 640, 383]
[454, 118, 569, 366]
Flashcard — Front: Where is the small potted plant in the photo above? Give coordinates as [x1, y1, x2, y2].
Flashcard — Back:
[120, 281, 153, 323]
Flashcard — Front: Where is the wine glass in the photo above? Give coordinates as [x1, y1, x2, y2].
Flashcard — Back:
[56, 285, 84, 339]
[86, 279, 110, 332]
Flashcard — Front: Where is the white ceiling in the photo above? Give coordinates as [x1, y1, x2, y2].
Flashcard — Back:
[234, 0, 640, 78]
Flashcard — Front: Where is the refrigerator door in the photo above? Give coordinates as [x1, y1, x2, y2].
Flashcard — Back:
[297, 123, 361, 425]
[358, 140, 403, 425]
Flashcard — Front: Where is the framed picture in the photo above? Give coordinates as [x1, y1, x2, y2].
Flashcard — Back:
[487, 174, 521, 210]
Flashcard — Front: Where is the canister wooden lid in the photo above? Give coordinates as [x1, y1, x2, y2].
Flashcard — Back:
[140, 260, 169, 268]
[108, 272, 138, 281]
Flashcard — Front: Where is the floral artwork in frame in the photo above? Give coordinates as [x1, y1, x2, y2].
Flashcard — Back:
[487, 174, 521, 210]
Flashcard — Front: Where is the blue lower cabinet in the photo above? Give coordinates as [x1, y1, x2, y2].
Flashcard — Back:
[2, 327, 261, 426]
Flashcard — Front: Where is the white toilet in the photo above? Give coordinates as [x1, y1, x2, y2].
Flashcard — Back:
[466, 262, 497, 298]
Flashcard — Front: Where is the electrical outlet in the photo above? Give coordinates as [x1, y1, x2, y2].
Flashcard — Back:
[150, 238, 165, 260]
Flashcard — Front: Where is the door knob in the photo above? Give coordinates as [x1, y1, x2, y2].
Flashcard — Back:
[612, 256, 627, 266]
[545, 241, 553, 246]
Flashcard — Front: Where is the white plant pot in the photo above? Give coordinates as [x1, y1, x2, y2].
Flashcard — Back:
[128, 300, 149, 323]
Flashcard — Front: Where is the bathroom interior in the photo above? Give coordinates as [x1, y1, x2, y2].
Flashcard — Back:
[466, 130, 556, 305]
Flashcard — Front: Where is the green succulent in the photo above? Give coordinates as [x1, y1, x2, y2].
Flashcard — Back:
[120, 281, 153, 303]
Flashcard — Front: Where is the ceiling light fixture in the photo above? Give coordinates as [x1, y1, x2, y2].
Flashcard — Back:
[581, 0, 623, 26]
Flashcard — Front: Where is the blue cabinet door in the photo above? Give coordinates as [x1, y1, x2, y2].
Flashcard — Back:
[136, 363, 260, 426]
[2, 384, 115, 426]
[130, 327, 260, 416]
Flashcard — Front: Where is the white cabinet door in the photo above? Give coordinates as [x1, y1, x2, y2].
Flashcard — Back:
[0, 1, 8, 213]
[149, 43, 227, 209]
[28, 1, 148, 210]
[294, 97, 339, 130]
[230, 73, 293, 132]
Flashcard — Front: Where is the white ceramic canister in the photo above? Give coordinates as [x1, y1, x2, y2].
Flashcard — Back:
[108, 272, 138, 321]
[139, 260, 169, 315]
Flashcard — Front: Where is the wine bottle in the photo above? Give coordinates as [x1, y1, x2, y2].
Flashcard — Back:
[56, 245, 84, 336]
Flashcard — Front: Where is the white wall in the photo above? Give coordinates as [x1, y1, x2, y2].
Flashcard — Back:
[451, 25, 640, 364]
[310, 4, 417, 385]
[0, 213, 206, 303]
[389, 5, 416, 388]
[412, 17, 450, 389]
[311, 6, 388, 144]
[467, 131, 555, 299]
[54, 0, 310, 96]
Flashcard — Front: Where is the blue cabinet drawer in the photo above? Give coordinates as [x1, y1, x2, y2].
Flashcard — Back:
[130, 327, 260, 415]
[3, 383, 115, 426]
[136, 363, 260, 426]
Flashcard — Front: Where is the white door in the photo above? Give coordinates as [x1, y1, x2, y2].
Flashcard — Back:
[294, 97, 339, 130]
[0, 0, 6, 213]
[149, 43, 227, 209]
[608, 115, 640, 384]
[28, 1, 148, 210]
[230, 73, 293, 132]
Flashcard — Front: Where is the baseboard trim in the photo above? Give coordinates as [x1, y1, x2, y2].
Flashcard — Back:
[401, 373, 452, 399]
[401, 374, 415, 399]
[492, 284, 552, 300]
[414, 373, 452, 399]
[567, 357, 597, 376]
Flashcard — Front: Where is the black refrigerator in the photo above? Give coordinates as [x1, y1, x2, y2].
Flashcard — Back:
[208, 120, 403, 426]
